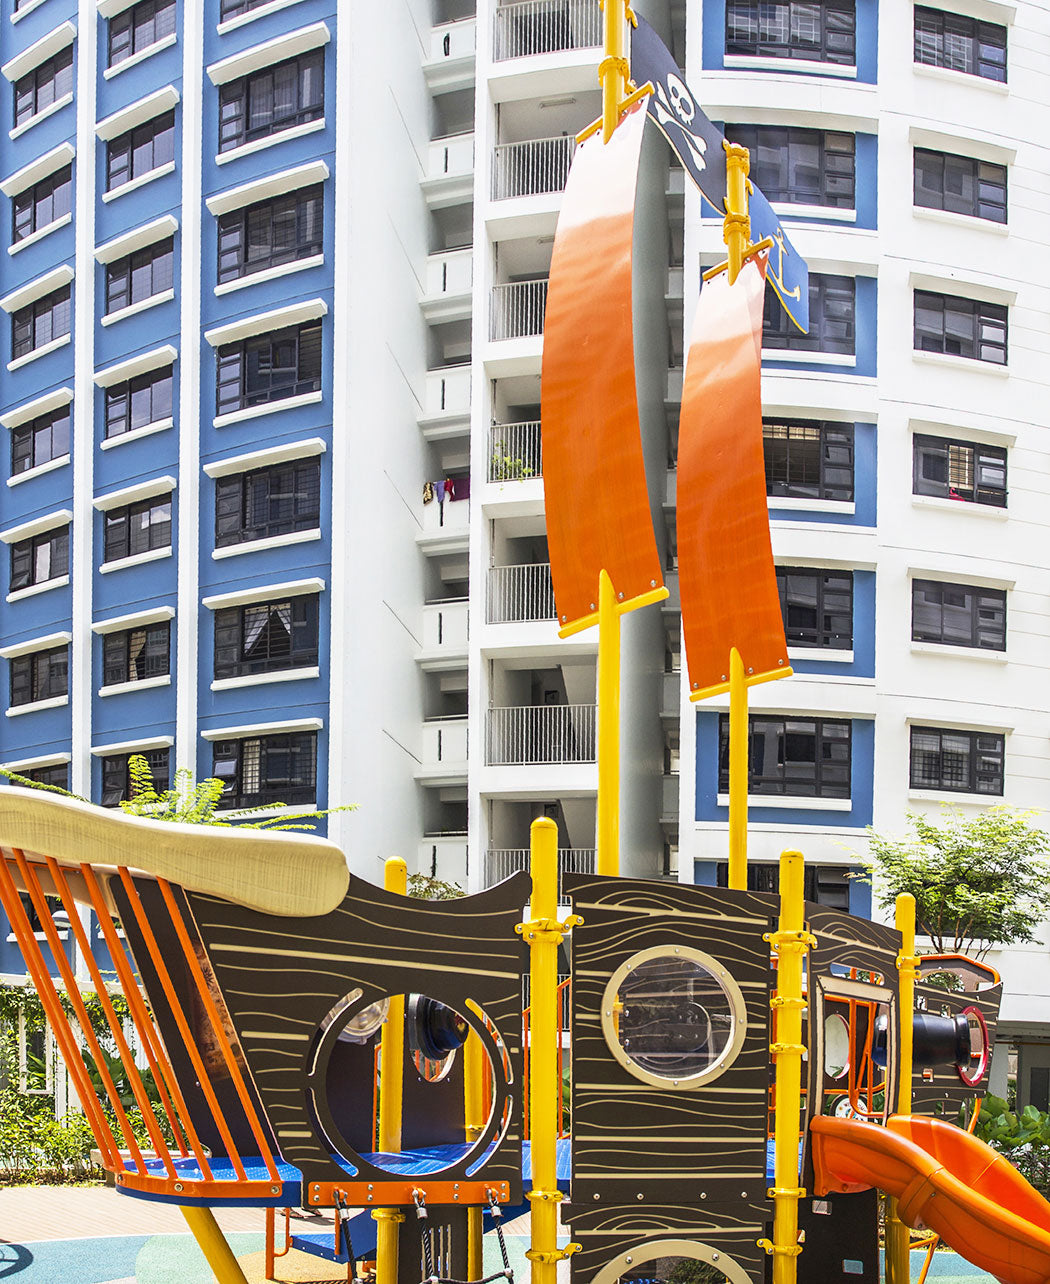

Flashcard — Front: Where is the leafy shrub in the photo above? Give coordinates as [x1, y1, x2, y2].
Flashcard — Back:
[971, 1094, 1050, 1194]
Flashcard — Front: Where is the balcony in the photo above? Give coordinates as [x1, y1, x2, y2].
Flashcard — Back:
[484, 846, 595, 893]
[492, 137, 574, 202]
[419, 833, 470, 886]
[418, 496, 470, 554]
[487, 280, 547, 375]
[422, 133, 475, 208]
[493, 0, 601, 61]
[419, 364, 471, 438]
[486, 703, 596, 765]
[421, 248, 474, 323]
[417, 716, 468, 785]
[489, 420, 542, 482]
[423, 18, 476, 92]
[419, 597, 469, 669]
[487, 563, 555, 624]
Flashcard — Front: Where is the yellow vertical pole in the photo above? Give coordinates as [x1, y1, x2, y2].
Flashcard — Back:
[597, 568, 620, 877]
[723, 142, 751, 286]
[727, 646, 748, 890]
[181, 1205, 250, 1284]
[886, 893, 917, 1284]
[463, 1001, 486, 1281]
[526, 816, 560, 1284]
[768, 850, 807, 1284]
[375, 856, 408, 1284]
[600, 0, 629, 143]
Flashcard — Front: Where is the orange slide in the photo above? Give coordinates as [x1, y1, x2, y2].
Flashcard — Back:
[811, 1114, 1050, 1284]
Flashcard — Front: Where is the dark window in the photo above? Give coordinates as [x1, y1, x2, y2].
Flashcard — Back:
[716, 861, 851, 909]
[914, 148, 1007, 223]
[104, 366, 174, 439]
[10, 646, 68, 707]
[913, 434, 1006, 507]
[764, 273, 854, 354]
[718, 715, 851, 797]
[106, 110, 175, 192]
[219, 51, 324, 153]
[215, 458, 321, 547]
[763, 420, 854, 502]
[23, 763, 69, 790]
[10, 526, 68, 592]
[724, 125, 855, 208]
[220, 0, 271, 17]
[914, 5, 1006, 82]
[12, 287, 71, 361]
[217, 185, 324, 283]
[105, 238, 174, 314]
[911, 579, 1006, 651]
[216, 320, 322, 416]
[776, 567, 853, 649]
[102, 622, 170, 687]
[103, 496, 172, 563]
[725, 0, 856, 64]
[14, 46, 73, 128]
[910, 726, 1004, 795]
[12, 405, 71, 476]
[108, 0, 176, 66]
[913, 291, 1007, 364]
[212, 732, 317, 810]
[12, 165, 72, 244]
[214, 596, 319, 679]
[101, 749, 169, 807]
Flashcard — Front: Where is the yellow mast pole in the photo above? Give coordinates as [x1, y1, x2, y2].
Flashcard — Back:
[374, 857, 408, 1284]
[597, 568, 621, 876]
[600, 0, 630, 143]
[463, 1000, 486, 1280]
[762, 850, 811, 1284]
[723, 142, 753, 890]
[886, 893, 918, 1284]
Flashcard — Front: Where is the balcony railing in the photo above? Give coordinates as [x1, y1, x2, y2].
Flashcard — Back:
[489, 421, 542, 482]
[487, 563, 555, 624]
[485, 846, 596, 893]
[492, 136, 575, 201]
[486, 703, 596, 765]
[493, 0, 602, 61]
[490, 280, 548, 341]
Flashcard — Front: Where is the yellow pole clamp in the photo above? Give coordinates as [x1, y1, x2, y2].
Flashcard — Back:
[758, 1238, 804, 1259]
[764, 929, 817, 953]
[516, 914, 583, 945]
[526, 1244, 581, 1264]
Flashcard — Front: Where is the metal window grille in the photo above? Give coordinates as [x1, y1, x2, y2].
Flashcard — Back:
[909, 726, 1004, 795]
[763, 420, 854, 502]
[912, 434, 1007, 508]
[913, 290, 1007, 365]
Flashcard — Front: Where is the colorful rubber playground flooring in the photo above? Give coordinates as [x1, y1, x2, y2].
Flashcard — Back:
[0, 1186, 1000, 1283]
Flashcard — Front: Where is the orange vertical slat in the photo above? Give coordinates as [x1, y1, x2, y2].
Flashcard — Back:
[80, 864, 199, 1162]
[44, 856, 176, 1174]
[157, 878, 279, 1182]
[0, 854, 120, 1169]
[117, 868, 239, 1181]
[12, 852, 150, 1172]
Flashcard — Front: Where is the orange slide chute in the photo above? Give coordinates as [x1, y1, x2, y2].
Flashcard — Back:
[811, 1114, 1050, 1284]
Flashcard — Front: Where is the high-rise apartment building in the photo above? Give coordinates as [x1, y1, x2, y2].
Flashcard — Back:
[1, 0, 1047, 1104]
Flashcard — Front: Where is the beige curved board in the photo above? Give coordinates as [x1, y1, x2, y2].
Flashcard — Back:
[0, 787, 349, 918]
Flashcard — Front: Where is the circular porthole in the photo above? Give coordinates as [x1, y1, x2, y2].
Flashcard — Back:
[957, 1006, 990, 1087]
[590, 1240, 751, 1284]
[824, 1012, 851, 1081]
[600, 947, 747, 1090]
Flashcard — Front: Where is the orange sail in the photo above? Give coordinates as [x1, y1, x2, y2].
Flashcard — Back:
[541, 105, 664, 635]
[678, 254, 790, 698]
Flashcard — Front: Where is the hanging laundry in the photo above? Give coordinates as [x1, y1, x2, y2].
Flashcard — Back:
[422, 481, 436, 504]
[443, 478, 456, 501]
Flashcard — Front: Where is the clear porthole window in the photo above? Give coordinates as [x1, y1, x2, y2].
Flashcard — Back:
[600, 946, 748, 1089]
[824, 1011, 851, 1080]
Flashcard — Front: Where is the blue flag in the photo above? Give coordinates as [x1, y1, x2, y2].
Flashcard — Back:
[631, 16, 809, 334]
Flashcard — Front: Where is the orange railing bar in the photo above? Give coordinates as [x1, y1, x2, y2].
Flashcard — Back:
[158, 877, 280, 1183]
[12, 851, 150, 1172]
[80, 864, 200, 1165]
[118, 868, 241, 1181]
[0, 853, 121, 1169]
[44, 855, 175, 1174]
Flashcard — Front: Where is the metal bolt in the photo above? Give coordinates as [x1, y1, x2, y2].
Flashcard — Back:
[712, 1254, 719, 1262]
[368, 1184, 374, 1191]
[747, 667, 753, 675]
[454, 1194, 460, 1201]
[700, 1192, 707, 1200]
[721, 674, 726, 681]
[590, 603, 595, 611]
[650, 579, 656, 587]
[672, 1080, 679, 1086]
[368, 1195, 373, 1202]
[593, 1193, 600, 1201]
[626, 1258, 633, 1265]
[741, 1190, 747, 1198]
[778, 659, 784, 666]
[618, 592, 624, 601]
[174, 1182, 183, 1193]
[636, 1193, 644, 1201]
[271, 1185, 280, 1195]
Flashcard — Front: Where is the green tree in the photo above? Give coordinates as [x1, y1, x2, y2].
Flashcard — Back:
[1, 755, 355, 831]
[862, 807, 1050, 957]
